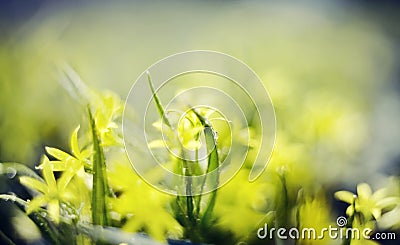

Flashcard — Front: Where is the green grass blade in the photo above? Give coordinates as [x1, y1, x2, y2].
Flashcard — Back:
[147, 73, 199, 233]
[184, 166, 195, 223]
[189, 109, 219, 226]
[146, 71, 171, 128]
[88, 107, 110, 227]
[59, 64, 92, 106]
[200, 126, 219, 228]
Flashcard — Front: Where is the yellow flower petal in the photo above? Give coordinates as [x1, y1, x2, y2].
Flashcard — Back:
[20, 176, 48, 194]
[57, 169, 76, 191]
[371, 188, 387, 201]
[47, 199, 60, 224]
[376, 197, 400, 209]
[346, 204, 355, 217]
[26, 195, 48, 214]
[152, 120, 163, 131]
[70, 125, 81, 158]
[378, 205, 400, 229]
[79, 149, 91, 159]
[41, 160, 57, 194]
[357, 183, 372, 198]
[372, 208, 381, 219]
[45, 147, 71, 162]
[334, 191, 355, 204]
[47, 160, 66, 171]
[148, 140, 166, 149]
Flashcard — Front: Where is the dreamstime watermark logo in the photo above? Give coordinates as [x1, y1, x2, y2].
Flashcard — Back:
[257, 216, 396, 241]
[336, 216, 347, 227]
[122, 51, 276, 195]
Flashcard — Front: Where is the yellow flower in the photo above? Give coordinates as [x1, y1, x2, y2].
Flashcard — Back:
[335, 183, 399, 220]
[93, 91, 123, 146]
[20, 156, 75, 223]
[297, 191, 333, 244]
[378, 205, 400, 230]
[214, 170, 271, 239]
[38, 125, 91, 174]
[108, 162, 182, 241]
[348, 214, 379, 245]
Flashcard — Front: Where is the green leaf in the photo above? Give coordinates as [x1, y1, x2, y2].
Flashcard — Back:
[147, 71, 171, 128]
[200, 126, 219, 228]
[147, 73, 200, 238]
[179, 108, 220, 228]
[183, 163, 195, 224]
[59, 64, 93, 106]
[89, 107, 110, 227]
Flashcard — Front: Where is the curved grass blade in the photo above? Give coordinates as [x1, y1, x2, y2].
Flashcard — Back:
[147, 71, 171, 128]
[199, 126, 219, 228]
[88, 107, 110, 227]
[189, 109, 220, 225]
[59, 64, 93, 106]
[147, 72, 198, 233]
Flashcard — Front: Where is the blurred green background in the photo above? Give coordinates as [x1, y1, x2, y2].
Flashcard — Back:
[0, 0, 399, 244]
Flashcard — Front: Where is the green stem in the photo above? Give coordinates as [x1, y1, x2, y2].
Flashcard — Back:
[275, 172, 288, 245]
[342, 200, 356, 245]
